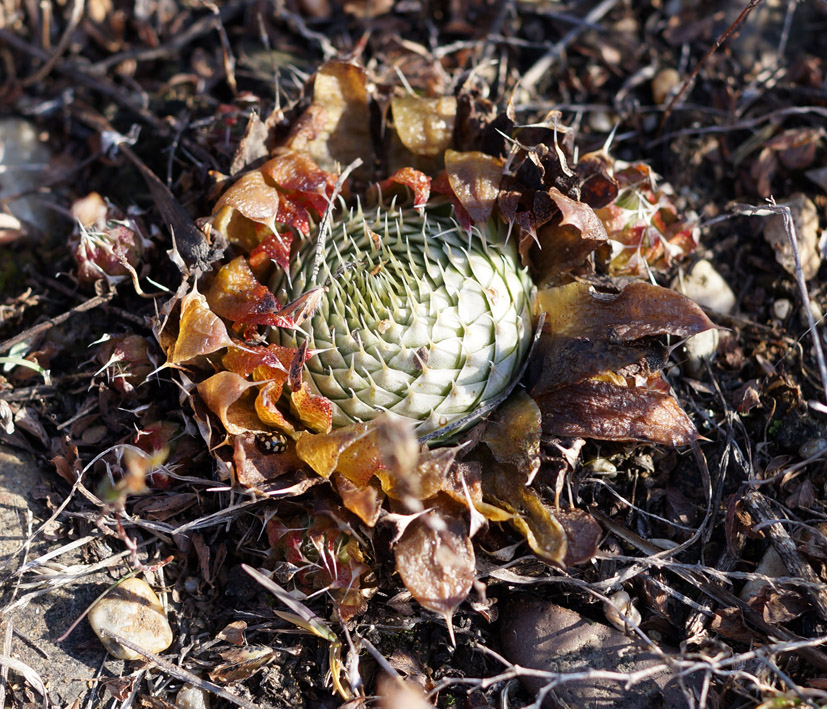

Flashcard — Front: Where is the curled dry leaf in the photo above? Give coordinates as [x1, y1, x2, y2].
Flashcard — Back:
[524, 186, 609, 284]
[391, 95, 457, 158]
[197, 371, 267, 436]
[394, 510, 475, 626]
[213, 170, 281, 249]
[169, 286, 234, 364]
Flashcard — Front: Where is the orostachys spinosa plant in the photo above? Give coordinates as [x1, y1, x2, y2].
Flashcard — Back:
[271, 200, 535, 442]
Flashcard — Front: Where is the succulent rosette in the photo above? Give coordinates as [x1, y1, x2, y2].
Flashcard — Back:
[271, 202, 534, 440]
[162, 58, 713, 637]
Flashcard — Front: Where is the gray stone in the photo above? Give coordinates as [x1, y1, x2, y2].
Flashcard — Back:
[88, 577, 173, 660]
[500, 595, 699, 708]
[0, 118, 54, 238]
[176, 684, 212, 709]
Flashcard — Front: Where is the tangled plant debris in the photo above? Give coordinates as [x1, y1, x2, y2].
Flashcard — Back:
[2, 2, 827, 708]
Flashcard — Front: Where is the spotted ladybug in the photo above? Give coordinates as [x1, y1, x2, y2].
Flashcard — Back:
[256, 432, 288, 454]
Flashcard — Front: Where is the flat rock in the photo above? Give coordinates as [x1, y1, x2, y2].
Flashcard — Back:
[500, 595, 699, 708]
[88, 577, 174, 660]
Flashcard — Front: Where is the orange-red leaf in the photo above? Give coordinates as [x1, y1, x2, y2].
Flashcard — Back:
[249, 231, 293, 272]
[378, 167, 431, 210]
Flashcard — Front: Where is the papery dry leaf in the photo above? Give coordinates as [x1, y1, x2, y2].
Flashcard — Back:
[233, 433, 303, 486]
[213, 170, 280, 243]
[391, 95, 457, 158]
[481, 391, 541, 482]
[288, 343, 333, 433]
[334, 472, 384, 526]
[169, 286, 234, 364]
[482, 464, 568, 564]
[302, 61, 372, 177]
[378, 445, 457, 502]
[575, 150, 619, 209]
[197, 371, 267, 435]
[536, 379, 698, 446]
[444, 149, 503, 224]
[209, 645, 275, 683]
[230, 112, 270, 176]
[394, 510, 475, 625]
[255, 380, 294, 432]
[535, 281, 715, 341]
[294, 422, 373, 478]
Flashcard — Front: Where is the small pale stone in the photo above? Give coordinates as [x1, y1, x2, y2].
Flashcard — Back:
[651, 68, 680, 105]
[681, 328, 720, 378]
[773, 298, 792, 320]
[175, 685, 211, 709]
[88, 577, 173, 660]
[673, 259, 736, 315]
[672, 260, 732, 376]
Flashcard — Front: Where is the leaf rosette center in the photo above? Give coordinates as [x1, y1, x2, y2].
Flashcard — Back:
[271, 203, 535, 440]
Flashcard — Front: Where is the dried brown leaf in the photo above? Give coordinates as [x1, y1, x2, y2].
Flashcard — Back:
[444, 149, 503, 224]
[394, 511, 475, 621]
[169, 286, 234, 364]
[535, 379, 699, 446]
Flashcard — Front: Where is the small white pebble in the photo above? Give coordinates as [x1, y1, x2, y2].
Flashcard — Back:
[175, 685, 211, 709]
[773, 299, 792, 320]
[88, 577, 173, 660]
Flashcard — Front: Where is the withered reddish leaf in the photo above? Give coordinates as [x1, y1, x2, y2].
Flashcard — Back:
[444, 149, 503, 224]
[206, 256, 282, 330]
[302, 61, 372, 177]
[575, 150, 619, 209]
[213, 170, 280, 235]
[536, 379, 698, 446]
[169, 286, 234, 364]
[379, 167, 432, 209]
[223, 344, 290, 379]
[550, 187, 607, 239]
[233, 433, 303, 487]
[334, 472, 384, 527]
[197, 371, 266, 435]
[766, 127, 821, 171]
[482, 464, 568, 564]
[259, 151, 336, 217]
[481, 391, 541, 481]
[391, 95, 457, 158]
[394, 511, 474, 619]
[249, 231, 294, 272]
[555, 508, 602, 565]
[535, 281, 715, 341]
